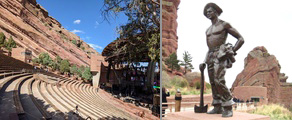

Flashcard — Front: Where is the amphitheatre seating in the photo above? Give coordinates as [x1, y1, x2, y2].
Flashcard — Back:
[0, 54, 137, 119]
[0, 53, 33, 70]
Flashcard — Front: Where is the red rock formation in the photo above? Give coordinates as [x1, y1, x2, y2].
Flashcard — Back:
[0, 0, 98, 67]
[162, 0, 180, 58]
[184, 72, 207, 90]
[232, 46, 291, 108]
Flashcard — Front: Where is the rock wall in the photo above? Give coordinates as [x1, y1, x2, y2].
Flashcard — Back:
[162, 0, 180, 58]
[232, 46, 292, 108]
[0, 0, 98, 66]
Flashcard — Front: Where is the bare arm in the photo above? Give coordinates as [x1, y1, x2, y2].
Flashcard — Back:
[224, 22, 244, 52]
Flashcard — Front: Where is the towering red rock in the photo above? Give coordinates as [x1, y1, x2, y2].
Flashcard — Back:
[162, 0, 180, 58]
[0, 0, 98, 66]
[232, 46, 291, 108]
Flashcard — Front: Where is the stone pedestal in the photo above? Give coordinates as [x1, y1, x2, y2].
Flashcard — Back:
[165, 111, 270, 120]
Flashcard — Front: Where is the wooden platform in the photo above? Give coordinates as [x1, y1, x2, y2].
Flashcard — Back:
[165, 111, 270, 120]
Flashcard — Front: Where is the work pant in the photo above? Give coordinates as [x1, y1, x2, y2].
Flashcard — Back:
[207, 62, 233, 106]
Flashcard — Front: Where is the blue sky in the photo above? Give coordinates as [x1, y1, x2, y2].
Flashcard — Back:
[36, 0, 128, 53]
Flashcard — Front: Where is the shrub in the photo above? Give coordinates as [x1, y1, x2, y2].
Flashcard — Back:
[249, 104, 292, 120]
[194, 81, 201, 89]
[169, 76, 189, 88]
[70, 64, 79, 75]
[49, 60, 59, 71]
[77, 65, 85, 77]
[0, 32, 6, 48]
[72, 40, 77, 46]
[60, 59, 70, 73]
[5, 36, 17, 52]
[38, 52, 52, 66]
[81, 67, 92, 82]
[32, 57, 39, 64]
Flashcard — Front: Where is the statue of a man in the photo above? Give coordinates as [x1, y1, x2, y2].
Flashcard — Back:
[201, 3, 244, 117]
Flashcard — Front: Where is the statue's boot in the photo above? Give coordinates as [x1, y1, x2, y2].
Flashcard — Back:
[222, 106, 233, 117]
[207, 104, 223, 114]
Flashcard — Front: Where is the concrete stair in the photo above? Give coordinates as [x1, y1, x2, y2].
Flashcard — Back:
[0, 59, 137, 120]
[0, 73, 32, 119]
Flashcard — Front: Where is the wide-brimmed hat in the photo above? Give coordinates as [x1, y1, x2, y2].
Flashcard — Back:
[204, 3, 223, 17]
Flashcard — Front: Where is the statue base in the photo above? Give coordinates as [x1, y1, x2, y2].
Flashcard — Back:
[165, 111, 270, 120]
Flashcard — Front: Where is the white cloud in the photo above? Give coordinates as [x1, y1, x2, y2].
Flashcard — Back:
[88, 43, 103, 50]
[177, 0, 292, 88]
[70, 29, 84, 34]
[73, 19, 81, 24]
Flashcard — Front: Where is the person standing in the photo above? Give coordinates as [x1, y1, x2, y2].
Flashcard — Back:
[162, 87, 170, 117]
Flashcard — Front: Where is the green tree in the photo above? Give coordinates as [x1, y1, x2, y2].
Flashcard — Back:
[70, 64, 79, 75]
[0, 32, 6, 49]
[49, 61, 59, 71]
[180, 51, 194, 74]
[60, 59, 70, 73]
[77, 65, 85, 77]
[102, 0, 160, 87]
[32, 57, 39, 64]
[55, 55, 62, 64]
[82, 67, 92, 82]
[165, 53, 180, 71]
[49, 56, 62, 71]
[5, 36, 17, 52]
[38, 52, 52, 66]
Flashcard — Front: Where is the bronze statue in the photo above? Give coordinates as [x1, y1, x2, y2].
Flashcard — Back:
[201, 3, 244, 117]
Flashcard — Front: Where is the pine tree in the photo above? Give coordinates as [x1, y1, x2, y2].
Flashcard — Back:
[165, 53, 180, 71]
[180, 51, 194, 74]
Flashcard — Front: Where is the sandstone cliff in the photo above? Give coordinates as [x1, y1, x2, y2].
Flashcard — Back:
[0, 0, 98, 66]
[232, 46, 291, 108]
[162, 0, 180, 58]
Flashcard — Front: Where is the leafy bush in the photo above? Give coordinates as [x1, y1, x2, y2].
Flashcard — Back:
[81, 67, 92, 82]
[70, 65, 79, 75]
[60, 59, 70, 73]
[49, 60, 59, 71]
[0, 32, 6, 48]
[77, 65, 85, 77]
[32, 57, 39, 64]
[49, 56, 62, 71]
[194, 82, 201, 89]
[38, 52, 52, 66]
[249, 104, 292, 120]
[5, 36, 17, 52]
[169, 76, 189, 88]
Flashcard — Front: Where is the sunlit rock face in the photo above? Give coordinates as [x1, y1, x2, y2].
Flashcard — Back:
[0, 0, 99, 66]
[162, 0, 180, 58]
